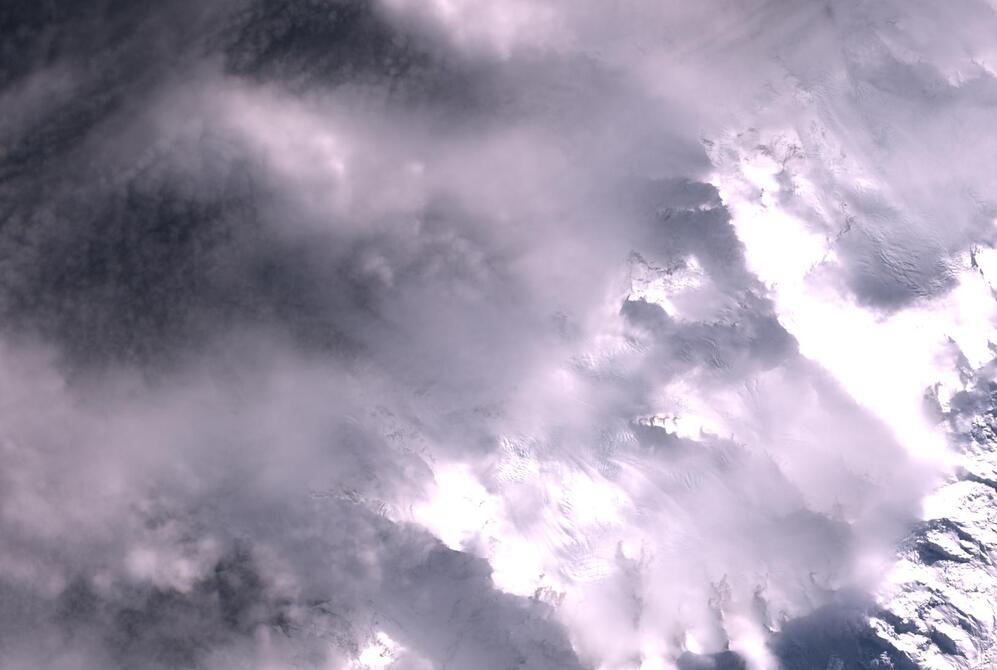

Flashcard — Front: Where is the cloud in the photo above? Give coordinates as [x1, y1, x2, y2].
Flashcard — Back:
[1, 1, 996, 669]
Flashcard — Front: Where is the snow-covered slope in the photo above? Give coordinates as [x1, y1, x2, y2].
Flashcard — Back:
[873, 368, 997, 670]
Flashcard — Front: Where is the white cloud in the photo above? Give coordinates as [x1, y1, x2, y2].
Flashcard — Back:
[4, 1, 997, 668]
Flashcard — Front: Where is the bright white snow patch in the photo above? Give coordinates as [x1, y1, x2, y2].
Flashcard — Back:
[710, 130, 997, 467]
[352, 632, 402, 669]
